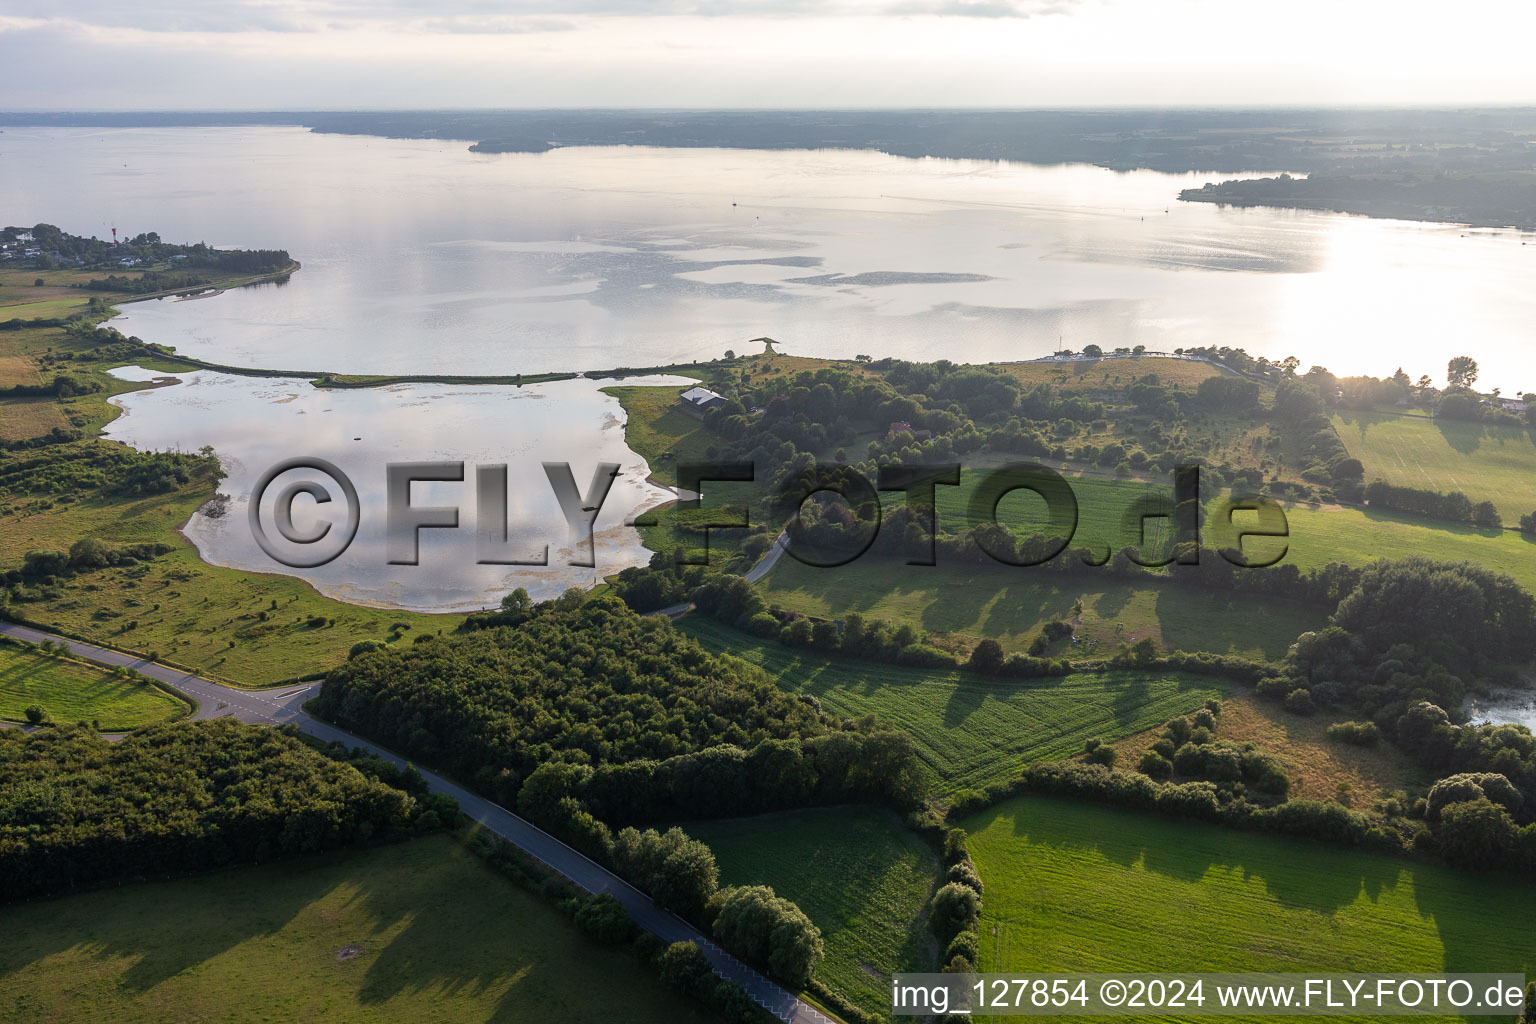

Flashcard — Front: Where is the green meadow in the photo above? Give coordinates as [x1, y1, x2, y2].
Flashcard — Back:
[0, 836, 717, 1024]
[689, 807, 938, 1018]
[964, 796, 1536, 1024]
[0, 640, 185, 729]
[680, 617, 1230, 792]
[1334, 409, 1536, 523]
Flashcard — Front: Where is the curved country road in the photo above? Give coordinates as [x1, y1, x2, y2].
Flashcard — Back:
[0, 620, 836, 1024]
[655, 519, 793, 618]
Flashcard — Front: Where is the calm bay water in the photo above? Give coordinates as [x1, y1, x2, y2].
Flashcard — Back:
[3, 126, 1533, 388]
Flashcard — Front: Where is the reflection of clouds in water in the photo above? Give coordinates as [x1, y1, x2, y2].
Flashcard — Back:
[104, 367, 690, 613]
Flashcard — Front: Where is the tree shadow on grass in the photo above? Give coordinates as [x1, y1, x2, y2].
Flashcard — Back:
[971, 796, 1405, 917]
[0, 846, 357, 994]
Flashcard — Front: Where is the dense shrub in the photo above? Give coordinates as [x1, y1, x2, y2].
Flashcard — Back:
[1325, 721, 1379, 747]
[0, 721, 427, 900]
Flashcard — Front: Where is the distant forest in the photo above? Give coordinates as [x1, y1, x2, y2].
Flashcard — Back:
[5, 108, 1535, 175]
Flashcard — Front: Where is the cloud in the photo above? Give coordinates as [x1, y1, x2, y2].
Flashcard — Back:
[884, 0, 1079, 15]
[0, 0, 1071, 35]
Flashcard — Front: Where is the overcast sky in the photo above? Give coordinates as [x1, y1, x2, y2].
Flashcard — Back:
[2, 0, 1533, 109]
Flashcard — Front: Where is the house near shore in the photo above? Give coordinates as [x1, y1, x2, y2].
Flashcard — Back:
[678, 386, 727, 417]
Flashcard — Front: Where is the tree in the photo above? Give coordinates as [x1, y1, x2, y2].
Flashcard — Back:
[968, 638, 1005, 674]
[23, 704, 47, 725]
[1435, 798, 1519, 871]
[930, 881, 982, 939]
[710, 885, 823, 989]
[658, 941, 712, 992]
[612, 827, 720, 921]
[1081, 344, 1103, 358]
[1446, 356, 1479, 390]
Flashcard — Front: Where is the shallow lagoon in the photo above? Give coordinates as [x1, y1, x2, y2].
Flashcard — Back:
[105, 368, 688, 612]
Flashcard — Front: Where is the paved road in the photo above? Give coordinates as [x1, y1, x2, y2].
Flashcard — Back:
[655, 520, 793, 618]
[0, 620, 835, 1024]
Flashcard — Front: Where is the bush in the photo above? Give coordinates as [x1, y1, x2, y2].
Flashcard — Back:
[1087, 743, 1118, 767]
[945, 930, 980, 965]
[1283, 688, 1317, 716]
[1325, 721, 1380, 747]
[1425, 772, 1523, 821]
[572, 892, 635, 944]
[23, 704, 47, 725]
[943, 828, 970, 864]
[946, 860, 984, 895]
[1138, 750, 1173, 779]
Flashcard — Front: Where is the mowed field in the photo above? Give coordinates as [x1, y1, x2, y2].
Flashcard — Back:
[688, 807, 938, 1017]
[1334, 409, 1536, 523]
[757, 559, 1323, 662]
[964, 796, 1536, 1024]
[1264, 501, 1536, 594]
[680, 617, 1231, 792]
[0, 641, 185, 729]
[0, 835, 718, 1024]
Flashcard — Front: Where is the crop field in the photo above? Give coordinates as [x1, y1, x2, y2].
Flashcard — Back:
[0, 835, 717, 1024]
[0, 639, 185, 728]
[1333, 409, 1536, 523]
[963, 796, 1536, 1023]
[0, 396, 69, 441]
[688, 807, 938, 1017]
[680, 617, 1231, 791]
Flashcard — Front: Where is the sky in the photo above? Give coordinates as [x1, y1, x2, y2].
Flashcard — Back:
[2, 0, 1535, 110]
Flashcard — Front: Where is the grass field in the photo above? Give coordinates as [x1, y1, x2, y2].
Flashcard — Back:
[996, 356, 1229, 392]
[602, 383, 714, 489]
[1273, 500, 1536, 594]
[0, 835, 718, 1024]
[680, 617, 1231, 791]
[23, 547, 449, 686]
[964, 796, 1536, 1024]
[687, 807, 938, 1017]
[1333, 409, 1536, 523]
[757, 558, 1324, 661]
[0, 640, 185, 729]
